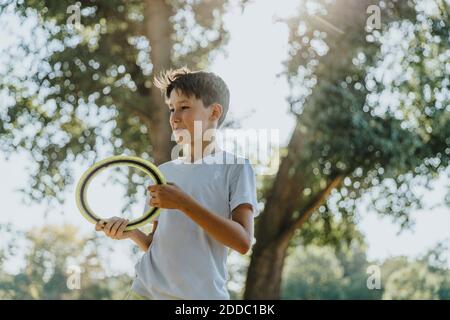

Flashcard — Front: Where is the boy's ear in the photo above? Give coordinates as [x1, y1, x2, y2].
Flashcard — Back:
[210, 103, 223, 122]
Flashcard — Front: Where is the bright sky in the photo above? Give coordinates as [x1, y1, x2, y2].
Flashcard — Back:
[0, 0, 449, 276]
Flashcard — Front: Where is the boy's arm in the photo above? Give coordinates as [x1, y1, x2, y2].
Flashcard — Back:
[148, 183, 254, 255]
[97, 218, 158, 252]
[180, 199, 254, 255]
[129, 221, 158, 252]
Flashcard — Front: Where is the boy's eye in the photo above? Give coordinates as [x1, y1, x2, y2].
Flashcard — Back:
[169, 106, 188, 113]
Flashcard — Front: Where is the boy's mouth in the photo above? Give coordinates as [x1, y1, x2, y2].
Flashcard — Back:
[173, 128, 187, 138]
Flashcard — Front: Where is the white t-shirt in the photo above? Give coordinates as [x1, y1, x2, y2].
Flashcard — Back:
[132, 150, 259, 299]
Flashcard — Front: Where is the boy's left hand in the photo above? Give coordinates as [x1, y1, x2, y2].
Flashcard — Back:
[148, 182, 191, 210]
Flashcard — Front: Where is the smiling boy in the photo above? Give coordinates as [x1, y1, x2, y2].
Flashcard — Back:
[95, 68, 259, 300]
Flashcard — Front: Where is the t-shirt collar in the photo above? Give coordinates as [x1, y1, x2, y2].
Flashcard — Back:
[180, 148, 224, 164]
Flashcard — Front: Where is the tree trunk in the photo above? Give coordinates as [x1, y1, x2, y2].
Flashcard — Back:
[144, 0, 175, 165]
[243, 0, 413, 300]
[244, 120, 344, 299]
[243, 123, 304, 299]
[244, 235, 291, 299]
[255, 124, 306, 246]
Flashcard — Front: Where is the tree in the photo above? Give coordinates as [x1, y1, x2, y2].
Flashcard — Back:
[245, 0, 449, 299]
[0, 224, 20, 299]
[334, 240, 382, 300]
[281, 235, 383, 300]
[281, 239, 450, 300]
[1, 224, 131, 299]
[382, 241, 450, 300]
[0, 0, 245, 207]
[383, 262, 441, 299]
[281, 245, 347, 299]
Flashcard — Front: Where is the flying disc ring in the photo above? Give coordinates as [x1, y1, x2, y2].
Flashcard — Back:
[75, 155, 166, 231]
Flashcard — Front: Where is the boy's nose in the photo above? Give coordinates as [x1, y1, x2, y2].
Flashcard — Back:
[171, 117, 180, 126]
[172, 110, 182, 121]
[170, 113, 180, 125]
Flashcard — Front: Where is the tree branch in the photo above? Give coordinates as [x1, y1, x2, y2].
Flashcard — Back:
[276, 175, 344, 246]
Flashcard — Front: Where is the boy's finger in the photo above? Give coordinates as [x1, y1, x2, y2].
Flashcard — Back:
[150, 199, 160, 207]
[104, 217, 119, 234]
[95, 221, 106, 232]
[166, 182, 178, 189]
[110, 219, 125, 236]
[116, 219, 129, 238]
[151, 193, 159, 199]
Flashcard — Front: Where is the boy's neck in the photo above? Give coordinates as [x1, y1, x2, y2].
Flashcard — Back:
[184, 140, 221, 163]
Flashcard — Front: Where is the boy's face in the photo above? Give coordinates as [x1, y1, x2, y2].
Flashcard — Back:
[168, 89, 220, 145]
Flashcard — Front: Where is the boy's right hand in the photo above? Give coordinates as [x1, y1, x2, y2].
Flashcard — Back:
[95, 217, 133, 240]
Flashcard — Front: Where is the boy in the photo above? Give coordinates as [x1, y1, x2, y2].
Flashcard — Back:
[95, 68, 259, 300]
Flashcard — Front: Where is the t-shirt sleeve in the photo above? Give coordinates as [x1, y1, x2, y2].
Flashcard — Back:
[229, 160, 259, 217]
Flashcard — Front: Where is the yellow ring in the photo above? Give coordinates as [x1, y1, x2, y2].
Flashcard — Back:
[75, 155, 166, 231]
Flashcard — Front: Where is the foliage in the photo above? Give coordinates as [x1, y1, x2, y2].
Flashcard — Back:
[0, 224, 132, 299]
[0, 0, 244, 209]
[281, 239, 450, 300]
[283, 0, 449, 231]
